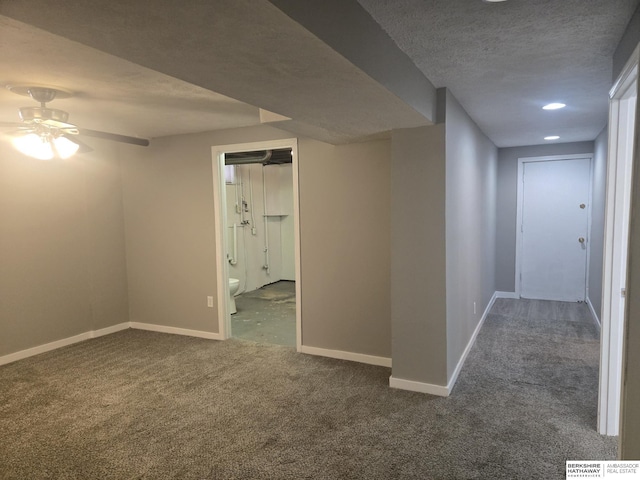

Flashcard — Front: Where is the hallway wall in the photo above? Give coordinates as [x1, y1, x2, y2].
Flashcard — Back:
[589, 127, 609, 322]
[444, 90, 498, 381]
[391, 125, 447, 386]
[390, 88, 498, 390]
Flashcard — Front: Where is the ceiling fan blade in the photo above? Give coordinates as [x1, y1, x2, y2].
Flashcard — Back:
[0, 121, 27, 128]
[41, 118, 79, 131]
[77, 128, 149, 147]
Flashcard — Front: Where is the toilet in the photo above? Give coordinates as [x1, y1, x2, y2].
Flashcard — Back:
[229, 278, 240, 314]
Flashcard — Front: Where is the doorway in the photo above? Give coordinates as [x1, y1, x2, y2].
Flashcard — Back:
[211, 139, 301, 351]
[516, 154, 594, 301]
[599, 47, 638, 436]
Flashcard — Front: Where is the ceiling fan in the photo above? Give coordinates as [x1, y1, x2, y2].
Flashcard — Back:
[1, 85, 150, 160]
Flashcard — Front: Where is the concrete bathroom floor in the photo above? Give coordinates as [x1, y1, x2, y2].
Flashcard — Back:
[231, 281, 296, 347]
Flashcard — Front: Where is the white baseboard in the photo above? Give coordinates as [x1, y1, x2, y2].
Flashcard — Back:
[389, 376, 449, 397]
[91, 322, 130, 338]
[586, 297, 601, 328]
[0, 321, 225, 367]
[495, 291, 519, 299]
[0, 322, 130, 367]
[129, 322, 223, 340]
[299, 345, 392, 368]
[446, 291, 498, 393]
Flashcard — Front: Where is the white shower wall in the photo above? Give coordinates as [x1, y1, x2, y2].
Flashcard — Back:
[226, 163, 294, 293]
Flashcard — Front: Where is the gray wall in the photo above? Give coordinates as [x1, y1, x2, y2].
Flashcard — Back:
[444, 90, 498, 380]
[267, 0, 437, 122]
[495, 142, 595, 292]
[613, 3, 640, 81]
[0, 143, 129, 357]
[589, 128, 608, 322]
[120, 124, 392, 358]
[299, 139, 391, 356]
[390, 125, 447, 385]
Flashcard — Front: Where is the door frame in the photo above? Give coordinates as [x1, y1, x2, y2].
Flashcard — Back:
[599, 44, 639, 436]
[515, 154, 594, 299]
[211, 138, 302, 351]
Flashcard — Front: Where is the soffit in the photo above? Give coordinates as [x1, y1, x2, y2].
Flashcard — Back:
[0, 0, 430, 144]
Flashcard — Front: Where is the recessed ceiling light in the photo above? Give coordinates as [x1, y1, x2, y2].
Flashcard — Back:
[543, 103, 566, 110]
[544, 136, 560, 141]
[483, 0, 508, 2]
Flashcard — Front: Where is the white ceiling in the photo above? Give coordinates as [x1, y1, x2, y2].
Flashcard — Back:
[0, 0, 638, 148]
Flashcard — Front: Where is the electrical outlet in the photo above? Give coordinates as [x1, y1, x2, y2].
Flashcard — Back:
[207, 296, 214, 308]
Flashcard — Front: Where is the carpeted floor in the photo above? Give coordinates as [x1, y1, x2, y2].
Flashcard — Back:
[0, 298, 616, 479]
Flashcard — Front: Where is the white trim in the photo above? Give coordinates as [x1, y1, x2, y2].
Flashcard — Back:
[211, 139, 302, 352]
[610, 43, 640, 100]
[495, 291, 519, 299]
[515, 154, 594, 299]
[299, 345, 392, 368]
[389, 292, 502, 397]
[211, 149, 230, 340]
[586, 297, 601, 328]
[0, 322, 130, 367]
[129, 322, 223, 340]
[446, 292, 498, 393]
[91, 322, 131, 337]
[291, 146, 303, 352]
[598, 45, 638, 437]
[389, 376, 449, 397]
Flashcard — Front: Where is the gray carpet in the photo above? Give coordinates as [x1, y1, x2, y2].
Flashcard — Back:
[0, 298, 616, 479]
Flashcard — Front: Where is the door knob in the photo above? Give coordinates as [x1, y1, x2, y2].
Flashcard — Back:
[578, 237, 585, 244]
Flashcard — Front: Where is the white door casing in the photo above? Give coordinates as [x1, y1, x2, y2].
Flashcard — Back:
[211, 139, 302, 351]
[517, 156, 593, 302]
[599, 44, 638, 437]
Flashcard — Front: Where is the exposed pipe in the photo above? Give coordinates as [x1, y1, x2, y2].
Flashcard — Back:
[229, 223, 238, 265]
[262, 166, 270, 274]
[248, 166, 257, 235]
[225, 150, 273, 165]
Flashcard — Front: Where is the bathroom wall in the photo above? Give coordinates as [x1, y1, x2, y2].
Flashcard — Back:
[225, 162, 294, 293]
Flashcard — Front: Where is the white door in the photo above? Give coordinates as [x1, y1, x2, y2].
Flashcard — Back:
[520, 158, 591, 301]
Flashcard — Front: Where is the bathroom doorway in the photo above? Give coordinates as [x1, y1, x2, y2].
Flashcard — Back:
[211, 139, 301, 350]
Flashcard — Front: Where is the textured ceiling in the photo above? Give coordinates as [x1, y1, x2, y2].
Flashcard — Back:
[357, 0, 640, 147]
[0, 0, 429, 145]
[0, 1, 637, 148]
[0, 16, 263, 140]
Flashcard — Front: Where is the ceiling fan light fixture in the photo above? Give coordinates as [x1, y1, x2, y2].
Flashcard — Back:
[52, 135, 80, 159]
[12, 132, 79, 160]
[13, 133, 54, 160]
